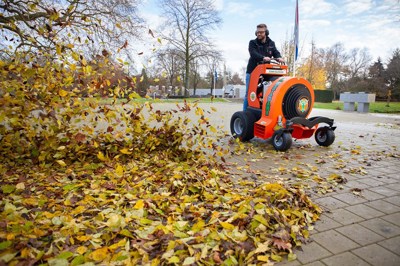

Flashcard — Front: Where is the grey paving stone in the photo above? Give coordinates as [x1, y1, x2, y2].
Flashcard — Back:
[360, 218, 400, 238]
[326, 208, 365, 225]
[383, 182, 400, 192]
[365, 200, 400, 214]
[357, 177, 386, 187]
[346, 204, 385, 219]
[314, 214, 341, 232]
[294, 241, 332, 264]
[385, 195, 400, 207]
[322, 252, 370, 266]
[332, 192, 368, 205]
[375, 175, 398, 184]
[314, 196, 349, 210]
[276, 259, 301, 266]
[379, 236, 400, 256]
[369, 186, 399, 197]
[312, 229, 360, 254]
[382, 212, 400, 226]
[344, 180, 371, 190]
[352, 244, 400, 266]
[361, 189, 386, 201]
[302, 262, 325, 266]
[336, 224, 385, 245]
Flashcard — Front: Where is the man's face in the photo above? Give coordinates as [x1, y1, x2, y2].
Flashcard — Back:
[256, 28, 267, 41]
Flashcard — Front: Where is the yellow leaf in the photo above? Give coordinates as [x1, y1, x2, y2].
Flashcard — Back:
[257, 255, 270, 262]
[219, 221, 235, 231]
[154, 78, 160, 82]
[134, 199, 145, 209]
[120, 148, 132, 155]
[76, 235, 92, 242]
[115, 164, 124, 177]
[76, 246, 87, 255]
[16, 182, 25, 190]
[116, 23, 122, 29]
[157, 38, 162, 44]
[97, 151, 107, 161]
[90, 247, 108, 261]
[177, 76, 181, 82]
[56, 160, 66, 167]
[58, 89, 68, 97]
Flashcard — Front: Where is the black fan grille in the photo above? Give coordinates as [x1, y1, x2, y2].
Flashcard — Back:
[282, 84, 312, 119]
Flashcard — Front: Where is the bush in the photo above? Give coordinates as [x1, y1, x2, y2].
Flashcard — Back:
[314, 90, 334, 103]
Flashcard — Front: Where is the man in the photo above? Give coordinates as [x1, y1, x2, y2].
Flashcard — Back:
[243, 23, 284, 110]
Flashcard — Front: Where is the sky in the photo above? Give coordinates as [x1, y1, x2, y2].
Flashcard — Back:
[136, 0, 400, 75]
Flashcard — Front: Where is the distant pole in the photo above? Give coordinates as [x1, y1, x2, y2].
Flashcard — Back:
[213, 69, 217, 98]
[293, 0, 299, 77]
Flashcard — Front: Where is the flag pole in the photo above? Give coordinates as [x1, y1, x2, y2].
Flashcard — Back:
[293, 0, 299, 77]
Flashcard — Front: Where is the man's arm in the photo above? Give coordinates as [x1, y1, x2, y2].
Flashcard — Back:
[248, 40, 264, 62]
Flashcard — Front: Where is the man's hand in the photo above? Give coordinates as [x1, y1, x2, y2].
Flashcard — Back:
[263, 56, 271, 62]
[277, 58, 285, 63]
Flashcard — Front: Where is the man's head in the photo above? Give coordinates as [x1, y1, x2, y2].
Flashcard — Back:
[255, 24, 269, 42]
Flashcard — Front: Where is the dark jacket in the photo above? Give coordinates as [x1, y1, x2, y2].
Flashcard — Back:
[246, 37, 282, 74]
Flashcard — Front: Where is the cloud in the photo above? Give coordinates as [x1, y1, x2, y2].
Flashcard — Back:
[225, 1, 253, 16]
[300, 0, 335, 18]
[342, 0, 373, 15]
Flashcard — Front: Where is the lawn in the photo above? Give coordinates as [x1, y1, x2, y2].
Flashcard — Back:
[313, 101, 400, 113]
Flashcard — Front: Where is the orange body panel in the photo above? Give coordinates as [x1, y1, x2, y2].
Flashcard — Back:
[248, 64, 315, 140]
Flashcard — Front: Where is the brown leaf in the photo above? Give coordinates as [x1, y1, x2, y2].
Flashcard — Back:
[273, 237, 292, 251]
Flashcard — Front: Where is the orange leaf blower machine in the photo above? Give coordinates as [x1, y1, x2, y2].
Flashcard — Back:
[230, 61, 336, 151]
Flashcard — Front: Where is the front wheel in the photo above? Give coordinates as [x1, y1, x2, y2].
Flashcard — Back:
[230, 111, 256, 141]
[272, 131, 292, 151]
[315, 127, 335, 147]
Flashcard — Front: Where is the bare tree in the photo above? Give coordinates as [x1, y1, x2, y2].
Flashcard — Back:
[155, 48, 184, 90]
[323, 42, 348, 99]
[0, 0, 144, 57]
[159, 0, 221, 96]
[347, 47, 372, 79]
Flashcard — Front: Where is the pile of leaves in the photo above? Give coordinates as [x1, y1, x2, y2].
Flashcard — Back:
[0, 53, 321, 265]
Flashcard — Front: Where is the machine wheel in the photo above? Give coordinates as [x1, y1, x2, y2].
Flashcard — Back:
[230, 111, 256, 141]
[272, 131, 293, 151]
[315, 127, 335, 147]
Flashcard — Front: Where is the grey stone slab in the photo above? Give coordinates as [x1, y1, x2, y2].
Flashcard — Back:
[369, 186, 399, 197]
[360, 218, 400, 238]
[357, 177, 386, 187]
[382, 212, 400, 226]
[276, 259, 301, 266]
[315, 214, 342, 232]
[336, 224, 385, 245]
[379, 236, 400, 256]
[344, 180, 372, 190]
[352, 244, 400, 266]
[314, 196, 349, 210]
[366, 200, 400, 214]
[326, 208, 365, 225]
[375, 175, 399, 184]
[346, 204, 385, 219]
[322, 252, 370, 266]
[385, 182, 400, 192]
[362, 189, 386, 201]
[385, 195, 400, 207]
[302, 262, 325, 266]
[312, 229, 360, 254]
[295, 241, 332, 264]
[333, 192, 368, 205]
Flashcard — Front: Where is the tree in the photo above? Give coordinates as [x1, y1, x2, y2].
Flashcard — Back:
[155, 48, 184, 90]
[159, 0, 221, 97]
[297, 40, 327, 89]
[0, 0, 144, 57]
[347, 47, 372, 79]
[137, 68, 150, 96]
[385, 48, 400, 101]
[323, 42, 348, 99]
[228, 72, 245, 85]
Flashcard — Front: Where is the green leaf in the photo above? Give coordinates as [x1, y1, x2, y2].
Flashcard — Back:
[0, 241, 12, 250]
[57, 251, 74, 259]
[1, 185, 15, 194]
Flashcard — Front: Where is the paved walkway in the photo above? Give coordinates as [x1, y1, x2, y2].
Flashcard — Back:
[195, 102, 400, 266]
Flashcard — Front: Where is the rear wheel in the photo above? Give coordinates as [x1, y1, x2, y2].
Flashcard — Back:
[230, 111, 256, 141]
[315, 127, 335, 147]
[272, 131, 292, 151]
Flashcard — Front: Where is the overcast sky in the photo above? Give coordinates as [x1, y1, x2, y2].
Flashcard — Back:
[137, 0, 400, 75]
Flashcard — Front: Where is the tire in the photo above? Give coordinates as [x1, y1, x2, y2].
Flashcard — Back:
[230, 111, 256, 141]
[315, 127, 335, 147]
[272, 131, 292, 151]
